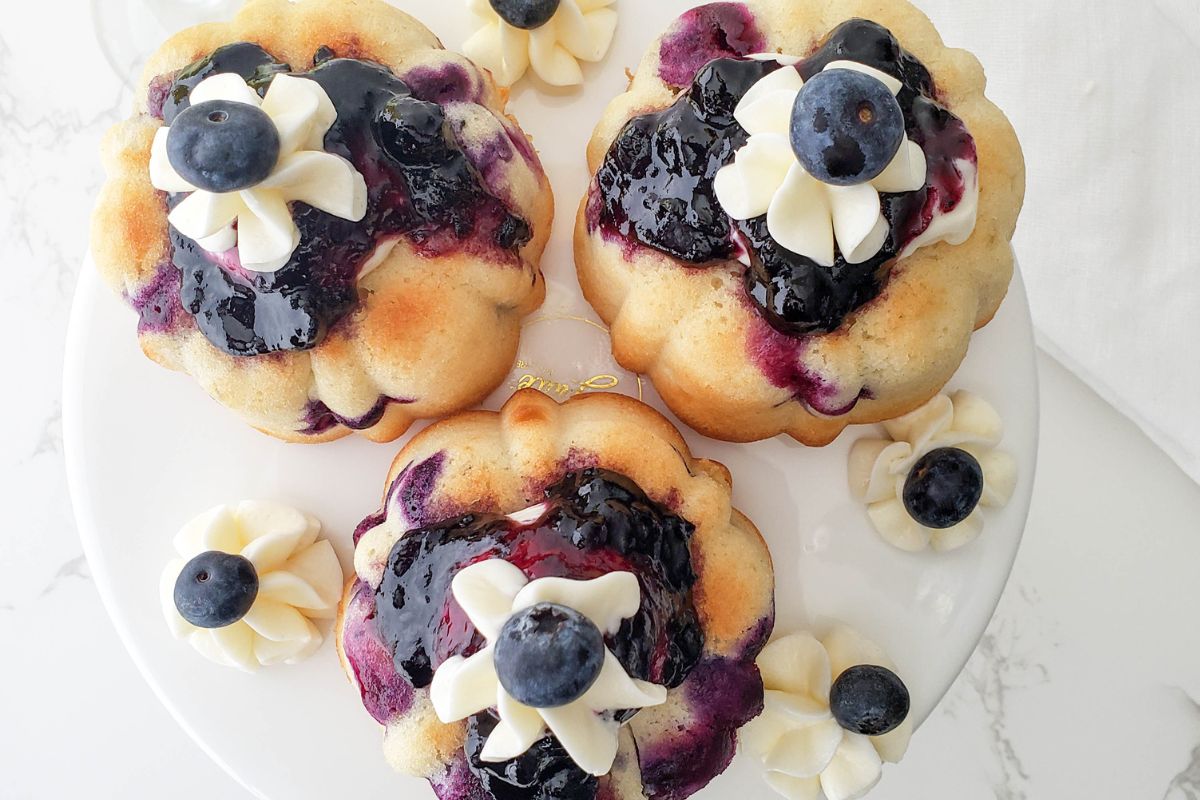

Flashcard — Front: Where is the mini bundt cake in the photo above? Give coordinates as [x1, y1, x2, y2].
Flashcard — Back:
[337, 389, 775, 799]
[576, 0, 1024, 444]
[92, 0, 553, 442]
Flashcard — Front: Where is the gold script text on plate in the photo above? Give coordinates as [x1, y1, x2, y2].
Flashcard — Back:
[515, 361, 621, 398]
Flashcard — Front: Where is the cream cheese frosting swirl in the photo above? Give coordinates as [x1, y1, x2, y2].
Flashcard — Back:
[463, 0, 618, 87]
[742, 628, 913, 800]
[149, 72, 368, 272]
[429, 558, 667, 776]
[159, 501, 344, 671]
[848, 391, 1018, 552]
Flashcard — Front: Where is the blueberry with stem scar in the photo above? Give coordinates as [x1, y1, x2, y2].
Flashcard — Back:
[829, 664, 910, 736]
[167, 99, 281, 193]
[173, 551, 259, 629]
[790, 68, 904, 186]
[493, 602, 606, 708]
[903, 447, 985, 529]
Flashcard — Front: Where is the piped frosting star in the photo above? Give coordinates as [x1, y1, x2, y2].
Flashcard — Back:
[742, 628, 913, 800]
[429, 559, 666, 776]
[463, 0, 618, 87]
[848, 391, 1018, 552]
[160, 502, 344, 671]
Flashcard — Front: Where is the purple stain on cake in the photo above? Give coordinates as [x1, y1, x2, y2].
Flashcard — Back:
[638, 656, 765, 800]
[430, 755, 490, 800]
[657, 3, 764, 89]
[746, 316, 864, 416]
[299, 395, 415, 436]
[130, 263, 188, 334]
[341, 581, 415, 724]
[147, 74, 172, 119]
[404, 61, 485, 105]
[500, 117, 541, 173]
[456, 125, 517, 200]
[389, 451, 449, 529]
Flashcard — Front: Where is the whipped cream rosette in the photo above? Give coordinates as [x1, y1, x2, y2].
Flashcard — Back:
[743, 627, 913, 800]
[160, 501, 344, 671]
[464, 0, 618, 87]
[849, 391, 1018, 552]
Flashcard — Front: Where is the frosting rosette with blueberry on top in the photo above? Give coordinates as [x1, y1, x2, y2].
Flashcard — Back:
[430, 560, 668, 775]
[742, 627, 912, 800]
[464, 0, 618, 86]
[160, 501, 344, 671]
[149, 71, 368, 272]
[714, 60, 939, 267]
[848, 391, 1018, 552]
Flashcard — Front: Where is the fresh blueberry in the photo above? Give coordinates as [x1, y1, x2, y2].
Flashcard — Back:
[829, 664, 910, 736]
[790, 68, 904, 186]
[494, 602, 606, 708]
[489, 0, 561, 30]
[376, 95, 449, 164]
[903, 447, 985, 529]
[173, 551, 259, 629]
[167, 99, 281, 193]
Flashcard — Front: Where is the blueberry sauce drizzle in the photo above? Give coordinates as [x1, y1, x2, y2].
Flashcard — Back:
[150, 43, 533, 357]
[592, 19, 977, 340]
[372, 469, 704, 800]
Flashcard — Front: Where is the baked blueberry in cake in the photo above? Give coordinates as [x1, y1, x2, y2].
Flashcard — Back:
[337, 390, 775, 799]
[576, 0, 1024, 445]
[92, 0, 553, 442]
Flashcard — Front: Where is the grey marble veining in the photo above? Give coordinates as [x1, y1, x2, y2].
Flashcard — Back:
[1165, 696, 1200, 800]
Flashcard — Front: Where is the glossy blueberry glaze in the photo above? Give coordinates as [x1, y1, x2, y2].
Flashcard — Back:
[149, 43, 533, 357]
[592, 19, 977, 342]
[363, 469, 702, 799]
[375, 469, 702, 690]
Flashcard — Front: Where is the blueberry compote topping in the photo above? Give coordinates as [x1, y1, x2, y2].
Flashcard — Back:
[152, 43, 532, 357]
[376, 468, 703, 800]
[593, 19, 977, 337]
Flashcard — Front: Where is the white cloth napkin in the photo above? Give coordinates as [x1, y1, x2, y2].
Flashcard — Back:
[919, 0, 1200, 484]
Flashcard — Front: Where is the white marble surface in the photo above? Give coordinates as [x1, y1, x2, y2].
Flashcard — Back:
[3, 2, 1200, 798]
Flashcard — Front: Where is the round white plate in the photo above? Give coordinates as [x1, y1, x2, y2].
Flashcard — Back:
[65, 2, 1038, 797]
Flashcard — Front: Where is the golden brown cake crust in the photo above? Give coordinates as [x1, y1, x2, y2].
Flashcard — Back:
[91, 0, 553, 443]
[575, 0, 1025, 445]
[337, 390, 774, 795]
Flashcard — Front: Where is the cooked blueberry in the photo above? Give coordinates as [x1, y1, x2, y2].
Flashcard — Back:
[903, 447, 985, 529]
[167, 100, 281, 193]
[489, 0, 560, 30]
[830, 664, 910, 736]
[376, 95, 449, 164]
[789, 68, 904, 186]
[494, 603, 606, 708]
[173, 551, 259, 629]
